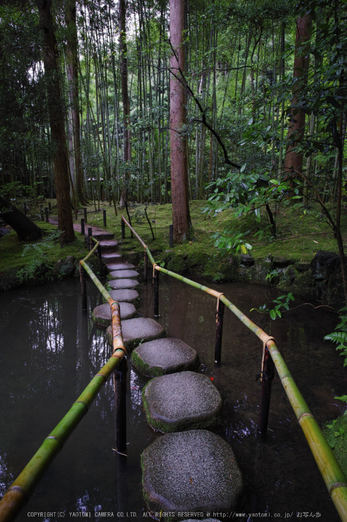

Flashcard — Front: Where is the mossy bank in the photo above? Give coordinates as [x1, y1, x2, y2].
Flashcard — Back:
[0, 222, 100, 291]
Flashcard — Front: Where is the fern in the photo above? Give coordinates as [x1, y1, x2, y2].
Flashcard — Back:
[324, 309, 347, 367]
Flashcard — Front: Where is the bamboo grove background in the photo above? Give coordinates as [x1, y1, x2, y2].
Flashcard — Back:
[0, 0, 346, 208]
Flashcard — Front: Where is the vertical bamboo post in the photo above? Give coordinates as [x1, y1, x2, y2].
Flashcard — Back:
[258, 345, 275, 439]
[144, 250, 148, 285]
[81, 218, 85, 235]
[114, 357, 127, 454]
[153, 267, 159, 317]
[97, 244, 103, 273]
[121, 218, 125, 239]
[169, 224, 174, 247]
[103, 209, 107, 227]
[214, 300, 225, 365]
[84, 207, 87, 223]
[88, 227, 92, 250]
[45, 207, 49, 222]
[80, 265, 87, 312]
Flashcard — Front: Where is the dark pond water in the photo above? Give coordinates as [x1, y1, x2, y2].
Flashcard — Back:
[0, 274, 346, 522]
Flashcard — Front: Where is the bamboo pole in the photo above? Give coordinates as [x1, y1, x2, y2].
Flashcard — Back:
[121, 216, 347, 521]
[0, 248, 126, 522]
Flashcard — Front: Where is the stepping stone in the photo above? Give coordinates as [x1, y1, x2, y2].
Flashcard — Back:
[106, 317, 165, 350]
[106, 262, 135, 271]
[142, 371, 222, 432]
[91, 302, 137, 327]
[93, 232, 114, 241]
[107, 289, 139, 303]
[106, 279, 139, 290]
[132, 338, 199, 377]
[99, 239, 118, 252]
[142, 429, 244, 514]
[101, 252, 122, 263]
[108, 269, 139, 279]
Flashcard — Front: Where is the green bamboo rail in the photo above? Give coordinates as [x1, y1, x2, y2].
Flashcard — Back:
[0, 242, 126, 522]
[122, 215, 347, 522]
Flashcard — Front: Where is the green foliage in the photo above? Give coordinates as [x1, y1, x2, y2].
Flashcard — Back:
[212, 229, 252, 255]
[251, 292, 295, 320]
[324, 307, 347, 367]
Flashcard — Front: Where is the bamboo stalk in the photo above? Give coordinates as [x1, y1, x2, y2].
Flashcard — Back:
[122, 218, 347, 521]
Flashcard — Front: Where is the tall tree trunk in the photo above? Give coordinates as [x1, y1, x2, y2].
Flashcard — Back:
[37, 0, 75, 244]
[119, 0, 131, 168]
[65, 0, 87, 207]
[284, 13, 312, 183]
[170, 0, 193, 242]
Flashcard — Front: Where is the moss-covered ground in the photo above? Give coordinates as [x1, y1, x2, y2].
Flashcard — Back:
[81, 198, 345, 267]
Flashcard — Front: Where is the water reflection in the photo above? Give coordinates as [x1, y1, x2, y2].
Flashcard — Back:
[0, 277, 345, 521]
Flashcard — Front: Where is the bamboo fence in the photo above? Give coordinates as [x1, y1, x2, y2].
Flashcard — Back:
[121, 215, 347, 522]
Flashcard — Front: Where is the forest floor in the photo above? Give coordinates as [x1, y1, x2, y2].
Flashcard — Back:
[1, 197, 346, 286]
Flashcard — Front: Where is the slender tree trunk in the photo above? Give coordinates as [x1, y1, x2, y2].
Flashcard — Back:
[170, 0, 193, 242]
[119, 0, 131, 166]
[37, 0, 75, 244]
[284, 13, 312, 183]
[65, 0, 87, 207]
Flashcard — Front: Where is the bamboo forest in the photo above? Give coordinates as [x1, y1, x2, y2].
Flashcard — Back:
[1, 0, 347, 521]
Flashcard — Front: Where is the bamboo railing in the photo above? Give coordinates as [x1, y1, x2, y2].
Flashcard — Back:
[0, 238, 126, 522]
[121, 215, 347, 522]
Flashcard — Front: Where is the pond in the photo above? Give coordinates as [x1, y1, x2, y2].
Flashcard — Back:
[0, 275, 345, 521]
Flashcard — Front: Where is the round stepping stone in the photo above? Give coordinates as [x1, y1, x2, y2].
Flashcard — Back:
[106, 317, 165, 350]
[91, 302, 136, 327]
[107, 289, 139, 303]
[106, 262, 135, 271]
[142, 429, 243, 514]
[142, 371, 222, 432]
[108, 270, 139, 279]
[107, 279, 139, 290]
[99, 239, 118, 251]
[101, 252, 122, 263]
[132, 338, 199, 377]
[93, 232, 114, 241]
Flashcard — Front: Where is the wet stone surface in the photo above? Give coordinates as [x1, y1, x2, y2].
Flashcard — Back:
[106, 317, 165, 350]
[132, 338, 199, 377]
[106, 262, 135, 271]
[142, 429, 243, 515]
[91, 302, 137, 327]
[107, 289, 139, 303]
[142, 371, 222, 432]
[106, 278, 139, 290]
[108, 269, 139, 279]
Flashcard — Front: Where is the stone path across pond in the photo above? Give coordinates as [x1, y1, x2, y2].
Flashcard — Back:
[88, 226, 244, 518]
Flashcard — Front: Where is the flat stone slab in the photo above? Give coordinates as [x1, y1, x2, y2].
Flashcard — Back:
[99, 239, 118, 251]
[91, 302, 137, 327]
[108, 270, 139, 279]
[107, 289, 139, 303]
[132, 338, 199, 377]
[142, 371, 222, 432]
[106, 262, 135, 271]
[101, 252, 122, 263]
[142, 429, 243, 514]
[92, 232, 114, 241]
[106, 317, 165, 349]
[106, 279, 139, 290]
